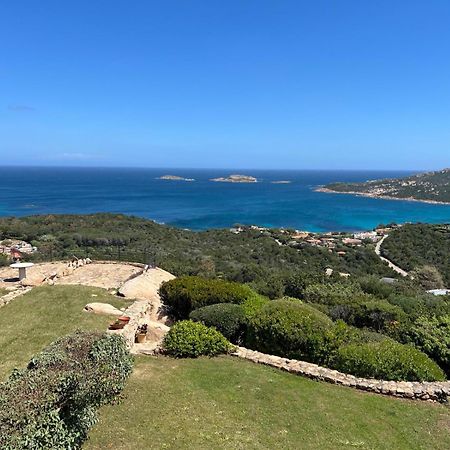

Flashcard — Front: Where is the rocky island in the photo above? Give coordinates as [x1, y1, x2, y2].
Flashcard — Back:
[318, 168, 450, 204]
[158, 175, 195, 182]
[210, 174, 258, 183]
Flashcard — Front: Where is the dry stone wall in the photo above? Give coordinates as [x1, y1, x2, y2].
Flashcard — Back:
[0, 287, 32, 309]
[232, 346, 450, 402]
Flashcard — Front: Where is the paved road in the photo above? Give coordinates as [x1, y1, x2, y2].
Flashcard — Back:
[375, 235, 409, 277]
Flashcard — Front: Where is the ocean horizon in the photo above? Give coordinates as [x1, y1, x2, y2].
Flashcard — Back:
[1, 166, 449, 232]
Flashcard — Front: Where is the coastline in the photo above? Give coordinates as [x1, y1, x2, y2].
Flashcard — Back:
[315, 187, 450, 206]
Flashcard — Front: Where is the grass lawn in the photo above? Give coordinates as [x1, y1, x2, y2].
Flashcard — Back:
[0, 287, 8, 297]
[1, 285, 449, 449]
[87, 356, 450, 450]
[0, 284, 132, 379]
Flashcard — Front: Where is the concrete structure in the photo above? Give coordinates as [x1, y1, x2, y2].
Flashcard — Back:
[10, 262, 34, 280]
[427, 289, 450, 296]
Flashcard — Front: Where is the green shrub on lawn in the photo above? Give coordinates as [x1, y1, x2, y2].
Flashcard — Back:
[163, 320, 233, 358]
[240, 293, 269, 318]
[407, 315, 450, 375]
[330, 300, 407, 332]
[189, 303, 246, 344]
[0, 330, 133, 449]
[245, 299, 333, 363]
[331, 340, 446, 382]
[159, 276, 256, 319]
[320, 320, 392, 365]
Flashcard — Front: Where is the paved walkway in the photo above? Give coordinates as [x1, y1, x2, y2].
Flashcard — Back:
[375, 235, 408, 277]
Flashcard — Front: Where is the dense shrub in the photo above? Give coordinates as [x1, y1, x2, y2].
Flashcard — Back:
[319, 320, 390, 364]
[251, 274, 285, 299]
[159, 276, 256, 319]
[245, 299, 332, 363]
[330, 300, 406, 332]
[283, 272, 324, 299]
[358, 275, 396, 299]
[303, 282, 372, 306]
[387, 293, 450, 319]
[0, 213, 396, 298]
[240, 293, 269, 318]
[410, 265, 445, 290]
[190, 303, 246, 343]
[331, 340, 446, 382]
[320, 320, 395, 364]
[163, 320, 233, 358]
[407, 315, 450, 375]
[0, 331, 133, 449]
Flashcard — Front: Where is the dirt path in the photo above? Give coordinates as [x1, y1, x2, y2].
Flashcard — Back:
[375, 235, 408, 277]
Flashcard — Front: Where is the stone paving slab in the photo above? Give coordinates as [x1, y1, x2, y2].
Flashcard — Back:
[56, 263, 142, 289]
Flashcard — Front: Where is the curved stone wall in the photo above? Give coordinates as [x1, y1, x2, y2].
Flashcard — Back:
[232, 346, 450, 402]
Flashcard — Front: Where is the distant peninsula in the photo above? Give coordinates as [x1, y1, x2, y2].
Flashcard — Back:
[158, 175, 195, 182]
[210, 174, 258, 183]
[318, 168, 450, 204]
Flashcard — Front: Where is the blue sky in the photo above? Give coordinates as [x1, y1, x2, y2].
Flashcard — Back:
[1, 0, 450, 170]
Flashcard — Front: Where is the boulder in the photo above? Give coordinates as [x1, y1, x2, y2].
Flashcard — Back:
[118, 268, 175, 301]
[21, 271, 46, 287]
[84, 302, 123, 316]
[146, 320, 170, 343]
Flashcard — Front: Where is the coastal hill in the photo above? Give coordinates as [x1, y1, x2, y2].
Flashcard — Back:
[320, 168, 450, 204]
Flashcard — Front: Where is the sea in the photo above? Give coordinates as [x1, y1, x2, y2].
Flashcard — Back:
[1, 167, 449, 232]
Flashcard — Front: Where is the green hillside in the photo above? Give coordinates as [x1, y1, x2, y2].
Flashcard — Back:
[0, 213, 393, 296]
[382, 223, 450, 285]
[323, 168, 450, 203]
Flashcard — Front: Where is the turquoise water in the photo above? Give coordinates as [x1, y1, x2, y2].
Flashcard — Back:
[0, 167, 449, 231]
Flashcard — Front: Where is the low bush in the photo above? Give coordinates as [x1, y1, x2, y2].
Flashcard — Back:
[0, 330, 133, 449]
[283, 271, 324, 299]
[159, 276, 256, 319]
[387, 293, 450, 319]
[331, 340, 446, 382]
[407, 315, 450, 375]
[358, 275, 396, 299]
[189, 303, 246, 343]
[245, 299, 332, 363]
[240, 293, 269, 318]
[330, 300, 406, 332]
[319, 320, 392, 365]
[303, 282, 372, 306]
[163, 320, 233, 358]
